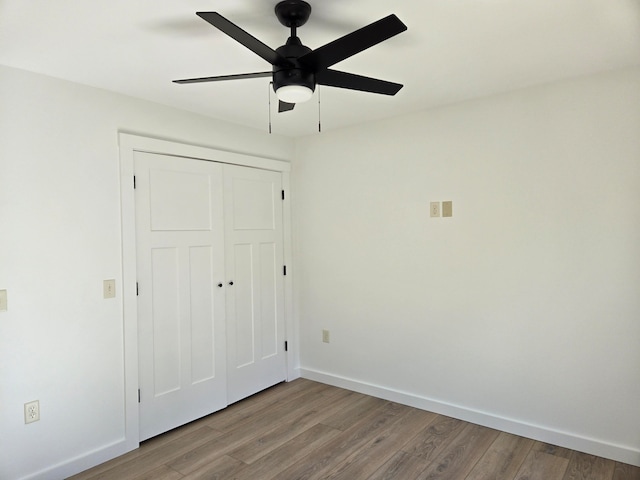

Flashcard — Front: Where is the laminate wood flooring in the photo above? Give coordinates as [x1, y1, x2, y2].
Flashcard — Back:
[68, 379, 640, 480]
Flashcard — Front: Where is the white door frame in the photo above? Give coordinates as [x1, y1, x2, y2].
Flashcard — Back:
[118, 133, 296, 452]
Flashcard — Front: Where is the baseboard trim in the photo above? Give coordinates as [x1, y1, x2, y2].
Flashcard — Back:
[300, 368, 640, 467]
[288, 367, 301, 382]
[20, 438, 134, 480]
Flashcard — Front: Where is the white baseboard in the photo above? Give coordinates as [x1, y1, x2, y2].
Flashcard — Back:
[19, 439, 134, 480]
[288, 367, 301, 382]
[300, 368, 640, 467]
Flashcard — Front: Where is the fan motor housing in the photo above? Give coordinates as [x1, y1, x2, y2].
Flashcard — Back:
[273, 39, 315, 93]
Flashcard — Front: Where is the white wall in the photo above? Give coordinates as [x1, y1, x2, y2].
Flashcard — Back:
[2, 63, 639, 479]
[293, 67, 640, 465]
[0, 65, 293, 480]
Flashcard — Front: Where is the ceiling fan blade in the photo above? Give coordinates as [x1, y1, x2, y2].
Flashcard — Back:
[316, 69, 403, 95]
[278, 101, 296, 113]
[173, 71, 272, 84]
[196, 12, 292, 67]
[298, 14, 407, 71]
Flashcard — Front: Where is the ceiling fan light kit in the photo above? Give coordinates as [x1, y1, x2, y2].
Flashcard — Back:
[276, 85, 314, 103]
[174, 0, 407, 117]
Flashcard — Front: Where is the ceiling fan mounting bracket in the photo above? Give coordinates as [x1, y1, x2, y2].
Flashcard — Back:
[275, 0, 312, 29]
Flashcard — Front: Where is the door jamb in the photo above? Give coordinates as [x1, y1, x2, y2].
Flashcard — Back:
[118, 133, 294, 452]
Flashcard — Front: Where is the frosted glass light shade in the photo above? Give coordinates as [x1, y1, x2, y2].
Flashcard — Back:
[276, 85, 313, 104]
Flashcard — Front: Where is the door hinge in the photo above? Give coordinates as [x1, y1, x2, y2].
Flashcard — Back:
[285, 341, 288, 352]
[138, 389, 141, 403]
[136, 282, 139, 296]
[283, 265, 287, 276]
[281, 190, 285, 200]
[133, 175, 136, 189]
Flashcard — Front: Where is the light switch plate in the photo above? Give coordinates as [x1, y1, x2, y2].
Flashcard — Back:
[442, 201, 453, 217]
[322, 329, 330, 343]
[0, 289, 7, 311]
[103, 280, 116, 299]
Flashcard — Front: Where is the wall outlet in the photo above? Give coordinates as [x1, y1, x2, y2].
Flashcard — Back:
[322, 329, 330, 343]
[103, 279, 116, 299]
[24, 400, 40, 424]
[430, 202, 440, 217]
[0, 289, 7, 311]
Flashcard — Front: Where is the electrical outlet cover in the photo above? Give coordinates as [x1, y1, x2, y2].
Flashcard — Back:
[430, 202, 440, 217]
[24, 400, 40, 424]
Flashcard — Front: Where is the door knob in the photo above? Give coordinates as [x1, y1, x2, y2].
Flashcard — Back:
[217, 283, 223, 288]
[228, 281, 234, 286]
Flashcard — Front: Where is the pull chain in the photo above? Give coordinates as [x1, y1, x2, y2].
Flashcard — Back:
[268, 82, 273, 134]
[318, 86, 322, 133]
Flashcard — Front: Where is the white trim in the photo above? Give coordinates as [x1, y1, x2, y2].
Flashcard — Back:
[300, 368, 640, 467]
[119, 133, 140, 455]
[18, 439, 127, 480]
[118, 133, 290, 172]
[281, 171, 299, 381]
[288, 367, 302, 382]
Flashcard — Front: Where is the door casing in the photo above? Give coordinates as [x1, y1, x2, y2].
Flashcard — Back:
[119, 133, 296, 452]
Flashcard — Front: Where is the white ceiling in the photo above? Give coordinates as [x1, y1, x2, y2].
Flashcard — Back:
[1, 0, 639, 137]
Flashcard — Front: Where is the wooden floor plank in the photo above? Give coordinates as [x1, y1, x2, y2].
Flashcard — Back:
[533, 441, 574, 460]
[514, 450, 570, 480]
[166, 438, 228, 475]
[229, 424, 343, 480]
[275, 401, 405, 480]
[227, 387, 355, 464]
[465, 431, 534, 480]
[324, 406, 437, 480]
[612, 462, 640, 480]
[203, 380, 331, 432]
[367, 451, 432, 480]
[320, 391, 388, 431]
[209, 382, 341, 461]
[131, 465, 183, 480]
[415, 423, 501, 480]
[181, 455, 245, 480]
[211, 382, 339, 453]
[401, 414, 467, 462]
[562, 451, 616, 480]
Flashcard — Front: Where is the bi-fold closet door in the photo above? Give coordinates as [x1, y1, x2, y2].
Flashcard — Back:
[134, 151, 286, 441]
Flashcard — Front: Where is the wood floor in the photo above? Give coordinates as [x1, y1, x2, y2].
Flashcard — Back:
[68, 379, 640, 480]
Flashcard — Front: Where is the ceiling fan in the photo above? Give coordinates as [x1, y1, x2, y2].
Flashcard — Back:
[173, 0, 407, 113]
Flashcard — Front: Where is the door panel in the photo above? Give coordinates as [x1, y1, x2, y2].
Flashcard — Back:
[135, 152, 227, 441]
[233, 243, 255, 368]
[189, 246, 217, 384]
[151, 247, 181, 395]
[149, 169, 213, 231]
[224, 165, 286, 404]
[259, 242, 278, 358]
[231, 178, 277, 230]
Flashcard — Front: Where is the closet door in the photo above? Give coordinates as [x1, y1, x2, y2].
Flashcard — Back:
[224, 164, 287, 404]
[135, 152, 227, 441]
